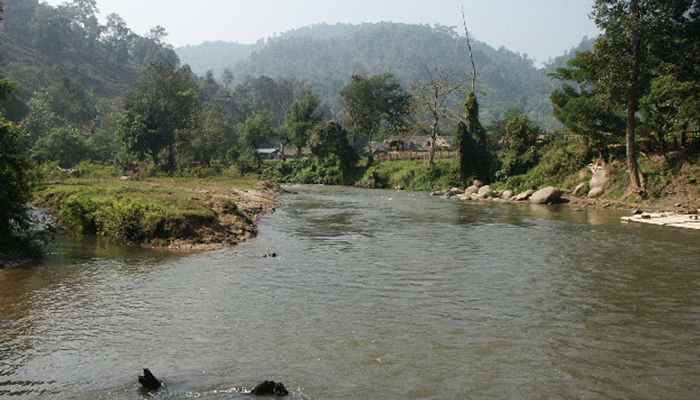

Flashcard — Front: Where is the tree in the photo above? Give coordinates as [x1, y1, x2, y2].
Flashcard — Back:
[239, 111, 276, 168]
[413, 67, 463, 168]
[0, 80, 34, 246]
[458, 93, 490, 183]
[551, 51, 627, 156]
[340, 73, 411, 164]
[284, 91, 323, 156]
[118, 63, 199, 172]
[457, 9, 490, 183]
[309, 121, 357, 175]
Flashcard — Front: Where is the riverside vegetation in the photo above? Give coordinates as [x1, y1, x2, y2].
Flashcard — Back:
[1, 0, 699, 264]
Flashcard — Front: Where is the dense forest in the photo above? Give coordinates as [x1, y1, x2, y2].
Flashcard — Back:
[177, 23, 582, 128]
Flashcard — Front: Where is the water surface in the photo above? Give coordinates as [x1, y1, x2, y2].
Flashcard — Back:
[1, 186, 699, 399]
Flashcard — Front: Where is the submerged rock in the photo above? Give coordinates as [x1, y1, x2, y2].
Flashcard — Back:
[138, 369, 162, 391]
[530, 187, 563, 205]
[251, 381, 289, 396]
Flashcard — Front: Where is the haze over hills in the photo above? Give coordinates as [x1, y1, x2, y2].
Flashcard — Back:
[176, 22, 595, 128]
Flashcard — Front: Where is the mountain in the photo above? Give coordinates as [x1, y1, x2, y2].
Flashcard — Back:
[177, 22, 586, 128]
[176, 41, 255, 77]
[0, 0, 177, 107]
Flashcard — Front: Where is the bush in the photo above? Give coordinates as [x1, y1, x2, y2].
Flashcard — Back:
[54, 194, 170, 244]
[357, 159, 460, 191]
[262, 157, 349, 185]
[498, 138, 590, 192]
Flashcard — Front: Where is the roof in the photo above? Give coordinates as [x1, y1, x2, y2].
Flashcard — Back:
[256, 148, 279, 154]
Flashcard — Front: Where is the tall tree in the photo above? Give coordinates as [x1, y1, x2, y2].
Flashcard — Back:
[340, 73, 411, 164]
[457, 8, 490, 183]
[284, 91, 323, 156]
[118, 63, 199, 172]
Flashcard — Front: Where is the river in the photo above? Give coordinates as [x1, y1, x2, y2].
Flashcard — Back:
[1, 186, 699, 399]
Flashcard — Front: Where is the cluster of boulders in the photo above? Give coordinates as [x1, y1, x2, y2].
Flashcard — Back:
[432, 180, 566, 205]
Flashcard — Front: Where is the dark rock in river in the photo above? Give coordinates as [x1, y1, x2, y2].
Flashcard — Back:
[251, 381, 289, 396]
[138, 368, 162, 391]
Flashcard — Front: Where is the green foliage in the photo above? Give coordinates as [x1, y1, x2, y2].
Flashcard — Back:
[118, 63, 200, 172]
[458, 93, 492, 183]
[309, 121, 357, 172]
[357, 160, 460, 192]
[32, 125, 92, 168]
[0, 111, 34, 243]
[284, 91, 323, 155]
[495, 112, 545, 178]
[499, 138, 590, 193]
[341, 73, 412, 152]
[262, 157, 349, 185]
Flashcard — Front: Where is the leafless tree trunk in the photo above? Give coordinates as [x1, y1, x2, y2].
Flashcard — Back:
[461, 5, 478, 95]
[626, 0, 645, 194]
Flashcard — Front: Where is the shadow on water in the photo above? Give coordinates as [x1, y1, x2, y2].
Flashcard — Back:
[1, 185, 699, 399]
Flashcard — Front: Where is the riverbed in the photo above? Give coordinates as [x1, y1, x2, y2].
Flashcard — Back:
[1, 185, 699, 399]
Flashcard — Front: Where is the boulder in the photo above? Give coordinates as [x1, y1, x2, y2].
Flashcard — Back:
[464, 186, 479, 196]
[501, 190, 514, 200]
[588, 165, 611, 198]
[477, 185, 492, 197]
[456, 193, 472, 201]
[448, 187, 465, 196]
[251, 381, 289, 397]
[470, 194, 482, 201]
[138, 369, 162, 392]
[514, 190, 535, 201]
[473, 180, 484, 188]
[529, 187, 563, 205]
[572, 183, 588, 197]
[431, 191, 445, 197]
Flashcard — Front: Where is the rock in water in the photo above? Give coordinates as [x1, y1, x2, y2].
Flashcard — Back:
[251, 381, 289, 396]
[138, 369, 162, 391]
[501, 190, 514, 200]
[529, 187, 563, 205]
[514, 190, 535, 202]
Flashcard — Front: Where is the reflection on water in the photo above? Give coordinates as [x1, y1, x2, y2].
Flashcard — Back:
[1, 185, 699, 399]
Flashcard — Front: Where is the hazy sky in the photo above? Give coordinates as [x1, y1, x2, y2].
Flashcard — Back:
[46, 0, 599, 64]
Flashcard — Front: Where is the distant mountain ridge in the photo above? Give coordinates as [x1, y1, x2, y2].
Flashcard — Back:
[176, 22, 594, 128]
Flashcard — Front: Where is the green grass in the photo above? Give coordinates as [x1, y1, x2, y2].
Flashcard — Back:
[34, 175, 259, 244]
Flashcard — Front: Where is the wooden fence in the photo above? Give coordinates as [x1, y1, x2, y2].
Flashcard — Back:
[375, 151, 458, 162]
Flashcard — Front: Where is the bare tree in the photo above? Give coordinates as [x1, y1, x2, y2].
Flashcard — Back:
[460, 5, 478, 96]
[413, 66, 463, 168]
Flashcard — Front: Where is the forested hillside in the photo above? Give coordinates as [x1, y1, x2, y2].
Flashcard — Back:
[0, 0, 177, 108]
[176, 41, 255, 77]
[177, 23, 589, 128]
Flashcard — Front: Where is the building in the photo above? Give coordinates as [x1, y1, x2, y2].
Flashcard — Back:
[255, 148, 281, 160]
[382, 135, 453, 152]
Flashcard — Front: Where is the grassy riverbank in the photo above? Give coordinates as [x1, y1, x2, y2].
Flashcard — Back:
[263, 149, 700, 212]
[34, 169, 279, 251]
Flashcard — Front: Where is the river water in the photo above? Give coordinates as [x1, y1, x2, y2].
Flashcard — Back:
[1, 186, 699, 399]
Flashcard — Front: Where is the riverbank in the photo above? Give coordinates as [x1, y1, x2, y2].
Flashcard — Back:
[264, 153, 700, 218]
[33, 175, 281, 252]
